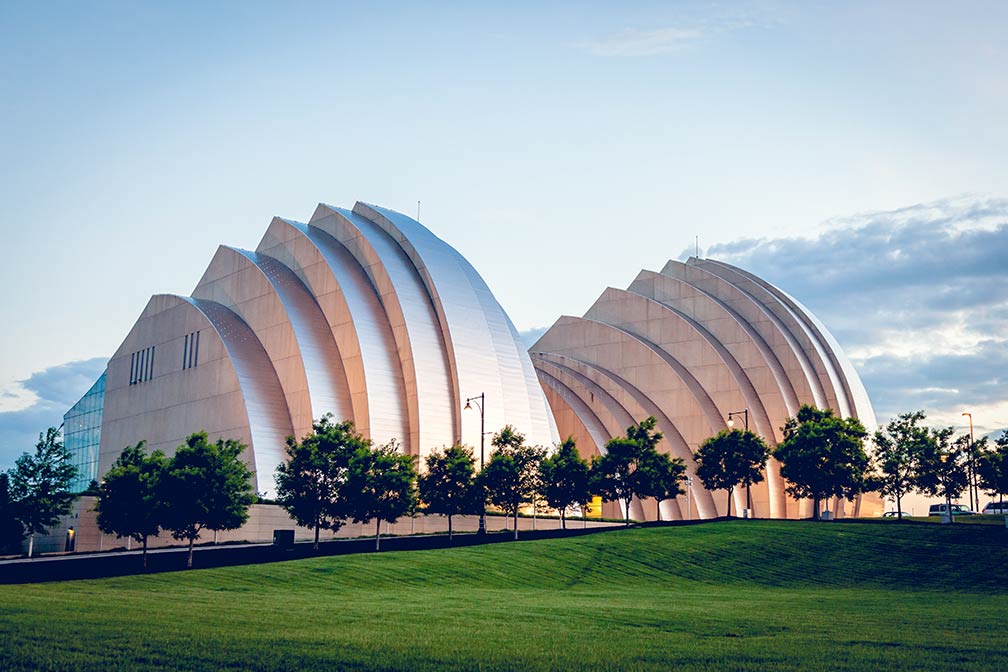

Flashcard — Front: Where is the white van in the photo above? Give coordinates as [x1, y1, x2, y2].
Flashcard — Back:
[928, 503, 976, 516]
[982, 501, 1008, 515]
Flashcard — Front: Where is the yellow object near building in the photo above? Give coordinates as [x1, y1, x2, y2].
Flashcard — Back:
[584, 496, 603, 519]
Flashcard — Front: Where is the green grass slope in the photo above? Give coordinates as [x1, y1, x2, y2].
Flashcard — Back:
[1, 520, 1006, 671]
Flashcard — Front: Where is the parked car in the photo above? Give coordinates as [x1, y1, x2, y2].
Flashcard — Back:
[928, 503, 976, 516]
[882, 511, 913, 518]
[982, 501, 1008, 515]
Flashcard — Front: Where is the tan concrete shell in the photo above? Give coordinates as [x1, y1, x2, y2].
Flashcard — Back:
[532, 257, 884, 520]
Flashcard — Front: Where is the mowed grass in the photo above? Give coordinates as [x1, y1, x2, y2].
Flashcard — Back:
[1, 520, 1007, 671]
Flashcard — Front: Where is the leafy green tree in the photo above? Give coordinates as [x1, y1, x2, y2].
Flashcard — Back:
[915, 427, 969, 523]
[870, 411, 930, 519]
[978, 431, 1008, 508]
[538, 437, 590, 529]
[9, 427, 77, 557]
[773, 405, 869, 521]
[590, 417, 665, 526]
[161, 432, 256, 567]
[480, 426, 544, 540]
[345, 439, 417, 550]
[694, 429, 770, 517]
[0, 473, 24, 554]
[275, 415, 367, 549]
[637, 448, 687, 521]
[418, 444, 478, 540]
[95, 441, 168, 569]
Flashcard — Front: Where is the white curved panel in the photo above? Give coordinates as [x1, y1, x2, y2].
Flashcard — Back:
[311, 204, 454, 458]
[182, 297, 294, 498]
[354, 202, 558, 449]
[255, 218, 410, 448]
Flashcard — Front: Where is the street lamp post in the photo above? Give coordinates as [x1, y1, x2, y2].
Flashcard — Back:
[465, 393, 487, 535]
[727, 409, 752, 516]
[962, 412, 975, 511]
[685, 476, 694, 521]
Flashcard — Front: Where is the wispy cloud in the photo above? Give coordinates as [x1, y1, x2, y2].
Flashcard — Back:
[587, 27, 702, 57]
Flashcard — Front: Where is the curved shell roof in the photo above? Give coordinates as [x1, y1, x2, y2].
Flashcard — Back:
[105, 201, 558, 497]
[530, 257, 878, 521]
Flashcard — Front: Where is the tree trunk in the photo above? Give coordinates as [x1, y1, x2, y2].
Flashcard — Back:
[624, 497, 632, 527]
[514, 509, 519, 540]
[946, 492, 954, 524]
[187, 536, 195, 568]
[142, 536, 148, 570]
[727, 488, 733, 518]
[447, 514, 453, 540]
[561, 509, 566, 530]
[813, 496, 820, 521]
[896, 493, 903, 519]
[27, 533, 34, 558]
[314, 521, 320, 551]
[375, 518, 382, 551]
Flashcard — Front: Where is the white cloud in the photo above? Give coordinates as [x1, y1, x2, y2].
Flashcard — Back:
[587, 27, 702, 57]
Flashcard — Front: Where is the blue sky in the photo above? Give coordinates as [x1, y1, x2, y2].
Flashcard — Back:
[1, 1, 1006, 467]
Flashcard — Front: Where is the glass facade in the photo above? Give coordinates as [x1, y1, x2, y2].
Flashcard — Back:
[63, 370, 106, 493]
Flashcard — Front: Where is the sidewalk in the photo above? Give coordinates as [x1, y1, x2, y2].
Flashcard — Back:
[0, 523, 624, 584]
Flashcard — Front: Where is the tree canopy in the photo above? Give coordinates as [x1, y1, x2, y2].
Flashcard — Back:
[773, 405, 869, 520]
[869, 411, 930, 519]
[915, 426, 969, 522]
[591, 416, 669, 526]
[694, 429, 770, 517]
[275, 415, 368, 549]
[538, 437, 590, 529]
[161, 432, 256, 567]
[418, 444, 478, 540]
[9, 426, 77, 557]
[978, 431, 1008, 506]
[0, 473, 23, 554]
[344, 439, 417, 550]
[95, 441, 168, 568]
[480, 425, 544, 539]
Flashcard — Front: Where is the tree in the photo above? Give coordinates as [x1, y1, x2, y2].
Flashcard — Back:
[418, 444, 477, 540]
[694, 429, 770, 517]
[978, 431, 1008, 508]
[915, 427, 969, 523]
[0, 473, 24, 554]
[161, 432, 256, 568]
[9, 427, 77, 557]
[94, 441, 168, 569]
[773, 405, 869, 521]
[869, 411, 930, 520]
[479, 425, 544, 540]
[637, 448, 687, 521]
[590, 417, 665, 526]
[538, 437, 590, 529]
[275, 415, 367, 550]
[345, 439, 417, 551]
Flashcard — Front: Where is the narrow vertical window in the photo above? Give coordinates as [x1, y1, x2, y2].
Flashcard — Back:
[129, 352, 136, 385]
[149, 345, 155, 381]
[141, 348, 148, 383]
[193, 331, 200, 368]
[183, 334, 189, 370]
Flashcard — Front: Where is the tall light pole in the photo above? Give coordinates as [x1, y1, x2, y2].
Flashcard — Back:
[465, 393, 486, 535]
[962, 412, 975, 511]
[727, 409, 752, 516]
[685, 476, 694, 521]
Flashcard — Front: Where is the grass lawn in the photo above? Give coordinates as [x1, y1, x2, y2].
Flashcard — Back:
[1, 520, 1006, 671]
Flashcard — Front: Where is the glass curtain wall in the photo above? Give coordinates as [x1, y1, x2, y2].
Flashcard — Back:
[63, 371, 106, 493]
